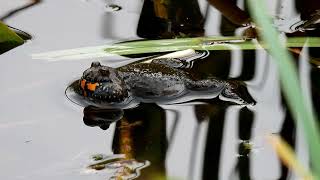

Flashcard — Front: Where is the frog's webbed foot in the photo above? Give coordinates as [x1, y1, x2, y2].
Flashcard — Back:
[219, 81, 256, 105]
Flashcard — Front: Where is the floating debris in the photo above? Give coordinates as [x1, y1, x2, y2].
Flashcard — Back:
[106, 4, 122, 12]
[92, 154, 106, 161]
[87, 155, 150, 179]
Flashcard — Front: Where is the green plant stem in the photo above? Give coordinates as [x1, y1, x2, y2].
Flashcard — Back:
[247, 0, 320, 177]
[32, 37, 320, 60]
[108, 37, 320, 55]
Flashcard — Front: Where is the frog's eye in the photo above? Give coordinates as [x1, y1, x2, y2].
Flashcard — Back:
[91, 61, 101, 67]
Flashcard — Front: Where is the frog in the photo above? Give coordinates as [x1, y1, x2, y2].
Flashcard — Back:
[67, 57, 256, 108]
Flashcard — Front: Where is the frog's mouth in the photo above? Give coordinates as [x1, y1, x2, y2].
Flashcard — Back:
[65, 79, 131, 108]
[77, 61, 130, 102]
[78, 78, 129, 103]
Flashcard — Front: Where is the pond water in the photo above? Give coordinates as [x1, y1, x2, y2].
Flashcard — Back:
[0, 0, 320, 179]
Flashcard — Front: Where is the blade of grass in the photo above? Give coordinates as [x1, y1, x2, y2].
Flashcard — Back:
[116, 37, 320, 48]
[31, 45, 115, 61]
[267, 135, 314, 180]
[32, 36, 320, 60]
[32, 36, 256, 60]
[115, 36, 243, 47]
[247, 0, 320, 177]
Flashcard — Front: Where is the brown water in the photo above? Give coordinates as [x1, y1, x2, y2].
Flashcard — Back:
[1, 0, 320, 180]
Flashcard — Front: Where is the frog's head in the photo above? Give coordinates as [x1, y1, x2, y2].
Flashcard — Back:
[79, 62, 129, 103]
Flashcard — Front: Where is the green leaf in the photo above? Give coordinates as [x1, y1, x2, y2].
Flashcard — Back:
[0, 21, 24, 54]
[31, 36, 249, 60]
[32, 36, 320, 61]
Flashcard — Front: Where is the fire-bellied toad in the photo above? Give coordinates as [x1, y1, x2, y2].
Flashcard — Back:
[67, 58, 255, 108]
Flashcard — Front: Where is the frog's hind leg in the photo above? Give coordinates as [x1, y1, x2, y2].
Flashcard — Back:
[219, 81, 256, 105]
[185, 78, 226, 92]
[186, 78, 256, 105]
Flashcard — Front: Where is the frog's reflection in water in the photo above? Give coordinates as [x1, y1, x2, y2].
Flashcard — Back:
[83, 104, 167, 179]
[82, 97, 257, 180]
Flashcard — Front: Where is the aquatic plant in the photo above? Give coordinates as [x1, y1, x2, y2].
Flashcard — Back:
[268, 135, 314, 179]
[247, 0, 320, 178]
[32, 36, 320, 60]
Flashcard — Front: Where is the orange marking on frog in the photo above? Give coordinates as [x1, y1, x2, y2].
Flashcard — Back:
[80, 79, 86, 90]
[87, 83, 98, 92]
[80, 79, 87, 97]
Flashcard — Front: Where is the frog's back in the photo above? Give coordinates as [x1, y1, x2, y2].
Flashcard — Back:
[117, 63, 188, 101]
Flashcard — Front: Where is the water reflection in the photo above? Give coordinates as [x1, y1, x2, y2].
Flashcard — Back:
[84, 103, 167, 179]
[83, 106, 123, 130]
[137, 0, 205, 39]
[81, 99, 256, 179]
[295, 0, 320, 21]
[189, 42, 256, 179]
[0, 0, 42, 21]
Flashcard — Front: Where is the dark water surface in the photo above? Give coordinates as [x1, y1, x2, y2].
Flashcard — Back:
[1, 0, 320, 179]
